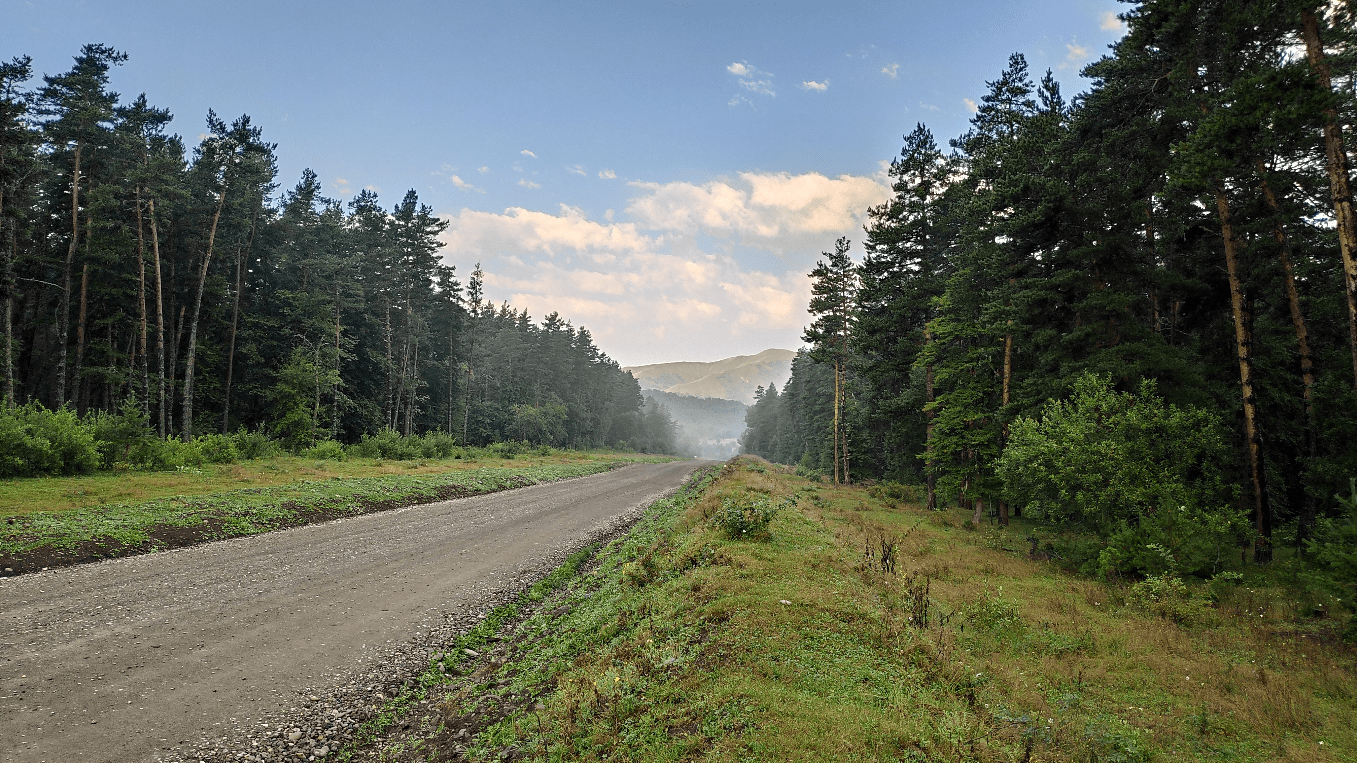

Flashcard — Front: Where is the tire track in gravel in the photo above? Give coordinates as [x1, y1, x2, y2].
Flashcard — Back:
[0, 460, 708, 763]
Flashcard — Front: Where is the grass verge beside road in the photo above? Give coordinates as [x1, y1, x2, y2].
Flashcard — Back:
[0, 452, 674, 576]
[347, 456, 1356, 762]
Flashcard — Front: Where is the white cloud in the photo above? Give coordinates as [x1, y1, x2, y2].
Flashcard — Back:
[726, 60, 775, 104]
[598, 168, 617, 180]
[518, 178, 541, 189]
[434, 170, 885, 365]
[333, 177, 353, 196]
[963, 97, 978, 113]
[520, 149, 536, 158]
[625, 170, 890, 253]
[478, 166, 490, 174]
[919, 101, 940, 112]
[800, 80, 829, 92]
[1060, 40, 1091, 70]
[881, 63, 899, 78]
[567, 165, 587, 176]
[1100, 10, 1126, 32]
[450, 174, 482, 192]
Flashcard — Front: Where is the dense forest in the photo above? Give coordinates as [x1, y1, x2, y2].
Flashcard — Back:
[0, 45, 679, 460]
[742, 0, 1357, 572]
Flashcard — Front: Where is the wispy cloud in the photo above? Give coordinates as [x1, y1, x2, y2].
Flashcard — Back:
[518, 178, 541, 189]
[521, 149, 537, 158]
[1059, 40, 1091, 70]
[1100, 10, 1126, 32]
[478, 166, 490, 174]
[800, 80, 828, 92]
[598, 169, 617, 180]
[726, 60, 775, 106]
[450, 174, 483, 193]
[566, 165, 587, 176]
[963, 97, 978, 113]
[881, 62, 899, 78]
[333, 177, 353, 196]
[919, 101, 940, 112]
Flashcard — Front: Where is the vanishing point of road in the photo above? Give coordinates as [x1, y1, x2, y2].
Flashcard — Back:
[0, 460, 706, 763]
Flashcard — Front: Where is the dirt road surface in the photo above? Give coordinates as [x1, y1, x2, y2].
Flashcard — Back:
[0, 460, 706, 762]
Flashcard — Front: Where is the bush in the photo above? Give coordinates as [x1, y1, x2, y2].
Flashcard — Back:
[0, 403, 100, 478]
[416, 431, 459, 459]
[997, 372, 1244, 577]
[89, 400, 155, 468]
[303, 439, 346, 461]
[1305, 478, 1357, 640]
[348, 429, 421, 460]
[231, 428, 281, 460]
[486, 440, 527, 460]
[867, 482, 923, 504]
[194, 433, 240, 464]
[713, 492, 789, 540]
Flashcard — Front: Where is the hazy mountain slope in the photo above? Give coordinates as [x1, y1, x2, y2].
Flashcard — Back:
[626, 349, 795, 405]
[642, 389, 749, 460]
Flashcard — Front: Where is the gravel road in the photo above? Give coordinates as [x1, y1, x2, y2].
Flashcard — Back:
[0, 459, 706, 763]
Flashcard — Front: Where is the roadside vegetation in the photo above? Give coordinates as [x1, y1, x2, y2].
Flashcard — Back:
[341, 457, 1354, 762]
[0, 430, 675, 574]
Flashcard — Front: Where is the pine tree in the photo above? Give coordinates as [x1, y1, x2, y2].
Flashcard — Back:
[804, 237, 857, 484]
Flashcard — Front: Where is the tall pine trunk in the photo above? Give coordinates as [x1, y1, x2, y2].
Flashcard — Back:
[1257, 163, 1318, 544]
[1216, 185, 1273, 562]
[182, 190, 226, 440]
[924, 328, 937, 510]
[149, 198, 166, 437]
[56, 144, 81, 407]
[332, 288, 342, 440]
[3, 220, 13, 407]
[832, 360, 841, 484]
[73, 259, 88, 413]
[222, 209, 257, 434]
[1301, 9, 1357, 390]
[135, 189, 150, 415]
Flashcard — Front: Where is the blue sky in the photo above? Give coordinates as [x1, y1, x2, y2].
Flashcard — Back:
[7, 0, 1128, 366]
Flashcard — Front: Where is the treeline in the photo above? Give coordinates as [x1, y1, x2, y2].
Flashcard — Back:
[0, 45, 674, 456]
[744, 1, 1357, 567]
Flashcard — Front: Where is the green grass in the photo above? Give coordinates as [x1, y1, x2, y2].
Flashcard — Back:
[347, 456, 1357, 762]
[0, 449, 654, 516]
[0, 452, 677, 567]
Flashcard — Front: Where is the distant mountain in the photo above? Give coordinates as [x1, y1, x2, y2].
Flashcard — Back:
[642, 389, 748, 460]
[625, 349, 796, 405]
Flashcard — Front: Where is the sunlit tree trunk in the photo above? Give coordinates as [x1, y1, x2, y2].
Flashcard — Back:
[222, 210, 257, 433]
[1301, 8, 1357, 389]
[1216, 185, 1272, 562]
[135, 188, 150, 415]
[56, 144, 81, 406]
[182, 188, 226, 440]
[149, 198, 166, 436]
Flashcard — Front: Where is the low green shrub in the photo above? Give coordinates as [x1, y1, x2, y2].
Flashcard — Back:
[712, 492, 788, 540]
[998, 372, 1244, 577]
[0, 403, 100, 477]
[867, 482, 923, 504]
[194, 433, 240, 464]
[348, 429, 421, 460]
[303, 440, 346, 461]
[231, 428, 281, 460]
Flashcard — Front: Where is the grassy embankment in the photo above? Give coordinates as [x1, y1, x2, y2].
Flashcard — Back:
[347, 456, 1355, 762]
[0, 449, 674, 574]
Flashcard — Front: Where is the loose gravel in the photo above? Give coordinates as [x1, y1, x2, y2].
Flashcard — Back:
[0, 460, 708, 763]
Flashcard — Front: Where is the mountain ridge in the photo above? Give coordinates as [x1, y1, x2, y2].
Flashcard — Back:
[624, 348, 796, 405]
